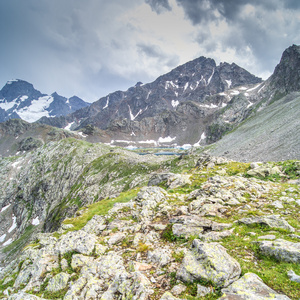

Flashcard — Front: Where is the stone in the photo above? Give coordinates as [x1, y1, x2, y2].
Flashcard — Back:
[171, 284, 186, 296]
[147, 248, 172, 267]
[257, 234, 276, 240]
[130, 261, 153, 272]
[71, 254, 94, 270]
[96, 251, 126, 280]
[55, 230, 99, 255]
[82, 215, 107, 235]
[219, 272, 291, 299]
[198, 229, 234, 242]
[197, 284, 213, 297]
[287, 270, 300, 283]
[238, 215, 295, 232]
[176, 240, 241, 288]
[46, 272, 70, 292]
[107, 232, 126, 246]
[258, 239, 300, 263]
[159, 292, 182, 300]
[6, 291, 46, 299]
[172, 223, 204, 238]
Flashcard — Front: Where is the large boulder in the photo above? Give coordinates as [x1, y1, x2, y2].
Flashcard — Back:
[219, 272, 291, 299]
[238, 215, 295, 232]
[54, 230, 98, 255]
[176, 240, 241, 288]
[258, 239, 300, 263]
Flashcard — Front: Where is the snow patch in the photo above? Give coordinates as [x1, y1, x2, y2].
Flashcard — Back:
[17, 95, 54, 122]
[199, 103, 218, 109]
[244, 92, 249, 97]
[128, 105, 143, 121]
[146, 91, 151, 100]
[131, 131, 136, 136]
[184, 82, 189, 91]
[7, 79, 18, 84]
[0, 98, 18, 110]
[207, 68, 215, 85]
[3, 238, 13, 246]
[225, 79, 232, 88]
[103, 96, 109, 109]
[222, 103, 227, 108]
[258, 84, 265, 94]
[247, 83, 261, 92]
[0, 234, 6, 243]
[194, 132, 206, 147]
[165, 81, 179, 89]
[230, 90, 240, 96]
[77, 132, 87, 138]
[247, 101, 254, 108]
[12, 159, 23, 168]
[158, 136, 176, 143]
[180, 144, 192, 150]
[64, 122, 75, 131]
[138, 140, 158, 146]
[1, 204, 11, 213]
[32, 217, 40, 226]
[219, 92, 226, 96]
[8, 215, 17, 233]
[171, 100, 179, 108]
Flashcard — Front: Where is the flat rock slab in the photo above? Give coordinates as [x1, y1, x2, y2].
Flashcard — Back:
[54, 230, 98, 255]
[7, 292, 46, 299]
[259, 239, 300, 263]
[46, 272, 70, 292]
[219, 272, 291, 299]
[176, 239, 241, 288]
[238, 215, 295, 232]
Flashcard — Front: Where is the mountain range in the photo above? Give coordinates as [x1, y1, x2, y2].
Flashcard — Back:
[0, 80, 89, 123]
[0, 45, 300, 299]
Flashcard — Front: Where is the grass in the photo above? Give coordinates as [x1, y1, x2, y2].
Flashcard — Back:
[62, 188, 140, 231]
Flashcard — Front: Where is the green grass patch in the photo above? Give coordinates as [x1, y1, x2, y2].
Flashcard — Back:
[63, 188, 140, 231]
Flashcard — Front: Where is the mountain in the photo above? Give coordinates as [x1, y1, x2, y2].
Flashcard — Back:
[38, 57, 262, 146]
[0, 79, 90, 123]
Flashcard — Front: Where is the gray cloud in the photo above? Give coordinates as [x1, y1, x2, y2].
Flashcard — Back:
[145, 0, 171, 14]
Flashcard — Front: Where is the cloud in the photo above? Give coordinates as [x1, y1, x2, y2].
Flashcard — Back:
[145, 0, 171, 14]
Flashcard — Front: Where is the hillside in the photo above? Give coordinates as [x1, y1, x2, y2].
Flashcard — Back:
[0, 143, 299, 299]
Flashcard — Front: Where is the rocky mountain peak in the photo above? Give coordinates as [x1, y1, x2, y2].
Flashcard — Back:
[0, 79, 43, 102]
[268, 44, 300, 93]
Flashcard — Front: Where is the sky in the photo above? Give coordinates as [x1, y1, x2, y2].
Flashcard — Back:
[0, 0, 299, 103]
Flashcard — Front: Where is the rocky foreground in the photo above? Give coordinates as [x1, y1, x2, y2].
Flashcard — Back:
[0, 153, 300, 299]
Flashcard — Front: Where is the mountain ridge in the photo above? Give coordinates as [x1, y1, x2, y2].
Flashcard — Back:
[0, 79, 90, 123]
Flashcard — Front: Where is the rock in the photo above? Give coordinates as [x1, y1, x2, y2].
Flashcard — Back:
[82, 215, 107, 235]
[238, 215, 295, 232]
[287, 270, 300, 283]
[147, 248, 172, 266]
[198, 229, 234, 242]
[160, 292, 182, 300]
[257, 234, 276, 240]
[46, 272, 70, 292]
[258, 239, 300, 263]
[96, 251, 126, 280]
[6, 291, 46, 299]
[71, 254, 94, 270]
[197, 284, 213, 297]
[171, 284, 186, 296]
[219, 272, 291, 299]
[107, 232, 126, 246]
[172, 223, 204, 238]
[130, 261, 153, 272]
[176, 239, 241, 288]
[54, 230, 98, 255]
[272, 200, 284, 209]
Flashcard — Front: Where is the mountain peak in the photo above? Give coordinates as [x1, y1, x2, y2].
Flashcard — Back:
[269, 44, 300, 93]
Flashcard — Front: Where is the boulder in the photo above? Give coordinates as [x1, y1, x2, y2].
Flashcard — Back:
[258, 239, 300, 263]
[160, 292, 182, 300]
[82, 215, 107, 235]
[176, 240, 241, 288]
[219, 272, 291, 299]
[46, 272, 70, 292]
[54, 230, 98, 255]
[147, 248, 172, 267]
[238, 215, 295, 232]
[7, 291, 46, 299]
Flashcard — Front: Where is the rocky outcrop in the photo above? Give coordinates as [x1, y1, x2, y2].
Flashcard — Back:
[219, 272, 291, 299]
[176, 239, 241, 287]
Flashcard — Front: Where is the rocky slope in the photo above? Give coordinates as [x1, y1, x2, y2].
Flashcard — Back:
[0, 80, 89, 123]
[0, 152, 299, 299]
[38, 56, 262, 147]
